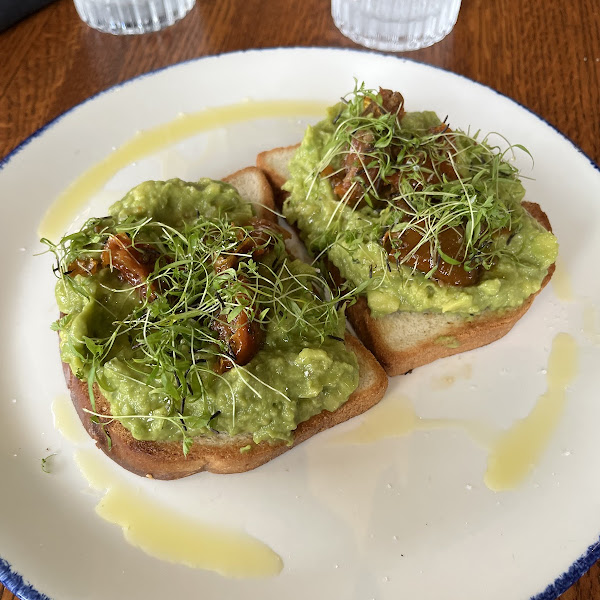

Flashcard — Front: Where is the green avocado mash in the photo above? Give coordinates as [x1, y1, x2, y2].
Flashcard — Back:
[283, 88, 558, 318]
[48, 178, 358, 448]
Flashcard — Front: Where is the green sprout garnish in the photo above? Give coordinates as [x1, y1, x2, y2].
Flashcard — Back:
[41, 452, 57, 474]
[43, 208, 355, 454]
[305, 83, 532, 278]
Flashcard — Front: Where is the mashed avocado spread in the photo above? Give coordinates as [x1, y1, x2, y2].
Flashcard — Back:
[284, 87, 558, 318]
[49, 178, 358, 448]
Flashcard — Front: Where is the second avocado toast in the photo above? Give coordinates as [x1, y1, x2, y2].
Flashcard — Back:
[258, 85, 558, 375]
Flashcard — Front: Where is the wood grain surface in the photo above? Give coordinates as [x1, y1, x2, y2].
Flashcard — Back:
[0, 0, 599, 598]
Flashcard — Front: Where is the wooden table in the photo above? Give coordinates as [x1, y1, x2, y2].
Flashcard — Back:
[0, 0, 598, 598]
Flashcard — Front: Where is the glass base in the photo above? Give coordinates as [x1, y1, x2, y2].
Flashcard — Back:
[73, 0, 195, 35]
[331, 0, 461, 52]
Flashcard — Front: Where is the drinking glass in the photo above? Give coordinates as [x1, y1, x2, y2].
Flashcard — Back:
[73, 0, 196, 34]
[331, 0, 462, 52]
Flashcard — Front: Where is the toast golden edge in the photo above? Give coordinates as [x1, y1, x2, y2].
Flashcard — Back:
[256, 146, 557, 377]
[60, 166, 388, 479]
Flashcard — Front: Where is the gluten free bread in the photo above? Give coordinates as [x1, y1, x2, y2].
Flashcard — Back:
[257, 88, 557, 375]
[52, 167, 387, 479]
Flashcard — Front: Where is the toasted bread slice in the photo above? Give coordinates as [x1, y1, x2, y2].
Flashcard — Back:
[256, 147, 556, 376]
[257, 145, 297, 209]
[63, 334, 387, 479]
[61, 167, 388, 479]
[344, 202, 555, 375]
[223, 166, 277, 220]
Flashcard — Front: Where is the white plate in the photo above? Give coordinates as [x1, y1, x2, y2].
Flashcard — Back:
[1, 48, 599, 600]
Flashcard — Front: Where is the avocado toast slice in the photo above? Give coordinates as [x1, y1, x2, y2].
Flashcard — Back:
[257, 87, 558, 375]
[46, 167, 387, 479]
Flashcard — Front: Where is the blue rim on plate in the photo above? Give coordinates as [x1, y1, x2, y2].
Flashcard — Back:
[1, 47, 598, 600]
[1, 557, 52, 600]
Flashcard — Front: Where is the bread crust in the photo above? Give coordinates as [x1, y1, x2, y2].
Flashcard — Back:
[256, 147, 557, 376]
[63, 334, 387, 479]
[256, 145, 297, 209]
[223, 166, 277, 220]
[59, 167, 387, 479]
[343, 202, 555, 375]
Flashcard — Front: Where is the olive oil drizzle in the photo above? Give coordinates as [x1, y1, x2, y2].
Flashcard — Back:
[52, 394, 88, 444]
[334, 333, 579, 492]
[53, 394, 283, 577]
[484, 332, 578, 490]
[551, 257, 574, 302]
[38, 99, 328, 241]
[75, 450, 283, 578]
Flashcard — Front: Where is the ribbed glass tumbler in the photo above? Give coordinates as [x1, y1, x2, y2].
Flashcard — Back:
[73, 0, 196, 34]
[331, 0, 461, 52]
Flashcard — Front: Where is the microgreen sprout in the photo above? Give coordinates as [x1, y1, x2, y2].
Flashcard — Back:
[306, 83, 530, 277]
[44, 206, 353, 450]
[41, 452, 57, 474]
